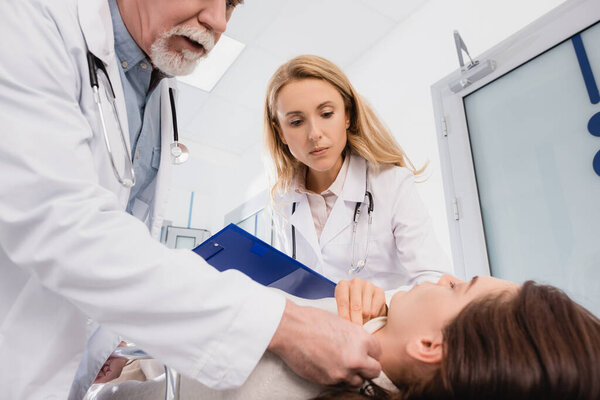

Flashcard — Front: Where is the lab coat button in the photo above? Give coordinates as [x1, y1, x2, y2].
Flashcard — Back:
[121, 61, 128, 69]
[135, 151, 140, 159]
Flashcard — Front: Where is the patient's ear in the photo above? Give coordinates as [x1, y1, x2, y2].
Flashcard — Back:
[405, 333, 443, 364]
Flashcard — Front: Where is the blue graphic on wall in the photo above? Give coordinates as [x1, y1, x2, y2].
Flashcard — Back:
[572, 34, 600, 176]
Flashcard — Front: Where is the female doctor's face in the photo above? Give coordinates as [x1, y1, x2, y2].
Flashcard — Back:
[275, 78, 350, 182]
[124, 0, 241, 75]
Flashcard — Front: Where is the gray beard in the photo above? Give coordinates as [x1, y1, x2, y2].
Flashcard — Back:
[149, 26, 215, 76]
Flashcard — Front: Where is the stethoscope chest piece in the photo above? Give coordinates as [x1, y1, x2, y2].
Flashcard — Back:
[168, 87, 189, 165]
[170, 142, 189, 164]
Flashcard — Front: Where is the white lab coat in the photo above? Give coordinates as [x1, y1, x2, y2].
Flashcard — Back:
[273, 154, 451, 290]
[0, 1, 285, 399]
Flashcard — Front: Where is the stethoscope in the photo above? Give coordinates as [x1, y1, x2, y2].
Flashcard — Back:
[291, 171, 374, 275]
[86, 52, 189, 188]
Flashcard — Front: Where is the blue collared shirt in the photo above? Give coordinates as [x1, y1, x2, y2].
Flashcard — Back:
[108, 0, 163, 216]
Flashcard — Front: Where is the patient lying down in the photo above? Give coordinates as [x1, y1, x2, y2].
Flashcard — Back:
[85, 275, 600, 400]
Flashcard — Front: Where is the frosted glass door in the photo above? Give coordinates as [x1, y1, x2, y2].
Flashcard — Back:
[463, 21, 600, 315]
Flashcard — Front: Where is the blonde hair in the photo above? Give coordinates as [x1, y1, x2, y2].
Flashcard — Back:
[264, 55, 424, 199]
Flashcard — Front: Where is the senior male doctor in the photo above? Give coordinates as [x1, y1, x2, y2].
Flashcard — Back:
[0, 0, 383, 398]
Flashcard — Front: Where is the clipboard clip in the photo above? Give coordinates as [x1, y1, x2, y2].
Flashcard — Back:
[200, 241, 224, 261]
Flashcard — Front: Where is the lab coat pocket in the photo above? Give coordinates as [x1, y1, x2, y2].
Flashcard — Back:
[336, 229, 394, 272]
[320, 226, 379, 281]
[361, 233, 395, 272]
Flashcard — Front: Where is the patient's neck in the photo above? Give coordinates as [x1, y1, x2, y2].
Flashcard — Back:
[372, 325, 404, 383]
[372, 326, 438, 386]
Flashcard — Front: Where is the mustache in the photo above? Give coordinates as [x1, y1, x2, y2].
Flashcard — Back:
[163, 25, 216, 53]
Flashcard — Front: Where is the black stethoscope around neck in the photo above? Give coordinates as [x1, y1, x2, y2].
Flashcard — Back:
[86, 52, 189, 188]
[290, 171, 374, 275]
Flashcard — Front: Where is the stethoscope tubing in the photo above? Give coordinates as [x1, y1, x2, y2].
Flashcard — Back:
[87, 52, 136, 188]
[86, 51, 189, 188]
[168, 88, 189, 164]
[348, 190, 373, 274]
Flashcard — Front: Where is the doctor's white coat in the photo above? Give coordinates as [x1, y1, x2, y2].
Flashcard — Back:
[273, 154, 452, 290]
[0, 1, 284, 399]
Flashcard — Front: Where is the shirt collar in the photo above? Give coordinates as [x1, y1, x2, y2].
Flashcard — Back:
[108, 0, 148, 73]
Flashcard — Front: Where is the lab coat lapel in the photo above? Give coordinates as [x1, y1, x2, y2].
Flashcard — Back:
[289, 194, 322, 263]
[319, 155, 367, 248]
[149, 80, 176, 239]
[78, 0, 132, 157]
[78, 0, 113, 62]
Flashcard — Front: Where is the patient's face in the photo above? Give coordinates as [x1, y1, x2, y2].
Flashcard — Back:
[387, 275, 518, 338]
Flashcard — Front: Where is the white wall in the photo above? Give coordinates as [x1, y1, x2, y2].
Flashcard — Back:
[166, 0, 566, 251]
[165, 139, 267, 235]
[343, 0, 566, 266]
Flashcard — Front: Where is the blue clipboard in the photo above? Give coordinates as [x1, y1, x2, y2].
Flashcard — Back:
[193, 224, 335, 299]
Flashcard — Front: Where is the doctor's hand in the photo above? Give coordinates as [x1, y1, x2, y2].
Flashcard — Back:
[268, 299, 382, 387]
[335, 278, 387, 325]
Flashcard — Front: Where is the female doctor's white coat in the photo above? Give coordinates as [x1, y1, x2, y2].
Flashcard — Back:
[0, 1, 284, 399]
[273, 153, 451, 290]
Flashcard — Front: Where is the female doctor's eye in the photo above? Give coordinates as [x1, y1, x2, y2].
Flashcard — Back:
[226, 1, 239, 10]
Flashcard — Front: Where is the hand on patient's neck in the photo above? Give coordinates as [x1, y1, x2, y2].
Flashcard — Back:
[269, 299, 382, 386]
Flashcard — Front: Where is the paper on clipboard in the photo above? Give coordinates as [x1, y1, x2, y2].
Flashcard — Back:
[192, 223, 335, 299]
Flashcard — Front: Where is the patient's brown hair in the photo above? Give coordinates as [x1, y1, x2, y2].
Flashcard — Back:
[314, 281, 600, 400]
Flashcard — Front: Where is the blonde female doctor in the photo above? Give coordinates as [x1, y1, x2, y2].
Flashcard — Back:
[265, 55, 451, 317]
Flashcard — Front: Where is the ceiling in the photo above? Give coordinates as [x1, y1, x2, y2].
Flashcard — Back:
[176, 0, 429, 159]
